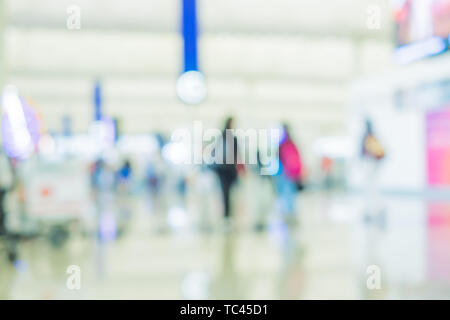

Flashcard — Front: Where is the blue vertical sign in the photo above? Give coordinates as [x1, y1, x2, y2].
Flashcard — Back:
[177, 0, 207, 105]
[62, 115, 72, 137]
[182, 0, 198, 72]
[94, 80, 102, 121]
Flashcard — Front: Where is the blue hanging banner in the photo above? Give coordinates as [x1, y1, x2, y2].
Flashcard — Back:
[182, 0, 199, 72]
[177, 0, 206, 105]
[94, 80, 102, 121]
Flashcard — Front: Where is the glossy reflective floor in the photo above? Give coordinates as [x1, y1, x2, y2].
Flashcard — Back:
[1, 178, 450, 299]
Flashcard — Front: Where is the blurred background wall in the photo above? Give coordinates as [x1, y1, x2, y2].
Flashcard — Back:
[1, 0, 393, 155]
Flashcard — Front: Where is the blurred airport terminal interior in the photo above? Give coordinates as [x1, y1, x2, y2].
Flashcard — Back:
[1, 0, 450, 299]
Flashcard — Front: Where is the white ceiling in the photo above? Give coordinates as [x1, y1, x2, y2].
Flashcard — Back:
[0, 0, 395, 138]
[6, 0, 392, 38]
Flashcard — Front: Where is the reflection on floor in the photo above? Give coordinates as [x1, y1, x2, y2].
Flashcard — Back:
[1, 189, 450, 300]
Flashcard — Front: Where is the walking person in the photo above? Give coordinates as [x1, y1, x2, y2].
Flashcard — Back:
[275, 124, 304, 225]
[0, 153, 16, 236]
[361, 119, 385, 220]
[211, 117, 244, 229]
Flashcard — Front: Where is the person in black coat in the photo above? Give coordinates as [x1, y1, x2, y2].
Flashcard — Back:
[212, 117, 240, 220]
[0, 155, 16, 235]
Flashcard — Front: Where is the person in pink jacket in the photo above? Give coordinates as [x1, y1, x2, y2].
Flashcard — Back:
[275, 124, 303, 223]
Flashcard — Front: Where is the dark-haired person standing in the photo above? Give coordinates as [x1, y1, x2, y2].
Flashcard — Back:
[0, 153, 16, 235]
[211, 117, 244, 229]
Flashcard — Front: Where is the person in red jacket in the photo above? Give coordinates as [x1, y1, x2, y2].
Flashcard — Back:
[275, 124, 303, 223]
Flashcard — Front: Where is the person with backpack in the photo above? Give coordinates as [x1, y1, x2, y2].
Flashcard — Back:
[275, 124, 304, 224]
[360, 119, 385, 219]
[361, 119, 385, 161]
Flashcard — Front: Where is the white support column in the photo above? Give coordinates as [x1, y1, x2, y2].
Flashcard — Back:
[0, 0, 5, 146]
[0, 0, 5, 91]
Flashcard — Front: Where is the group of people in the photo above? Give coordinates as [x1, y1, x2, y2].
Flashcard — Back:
[208, 116, 385, 229]
[88, 116, 307, 231]
[209, 117, 305, 228]
[1, 116, 385, 239]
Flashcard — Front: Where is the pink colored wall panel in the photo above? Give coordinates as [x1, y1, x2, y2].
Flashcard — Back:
[426, 107, 450, 186]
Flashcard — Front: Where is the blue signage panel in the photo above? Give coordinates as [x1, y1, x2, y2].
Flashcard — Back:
[182, 0, 199, 72]
[94, 81, 102, 121]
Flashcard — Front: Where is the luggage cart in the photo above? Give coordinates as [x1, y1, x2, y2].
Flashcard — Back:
[20, 159, 94, 248]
